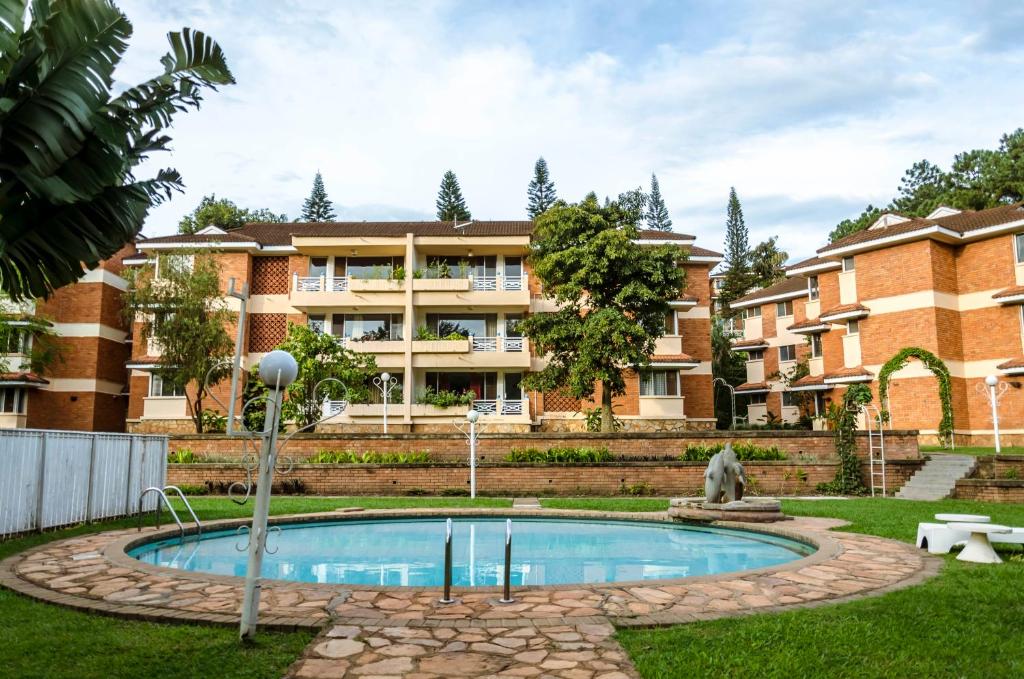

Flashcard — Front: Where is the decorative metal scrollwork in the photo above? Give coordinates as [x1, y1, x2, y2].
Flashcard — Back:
[235, 524, 251, 552]
[264, 526, 282, 555]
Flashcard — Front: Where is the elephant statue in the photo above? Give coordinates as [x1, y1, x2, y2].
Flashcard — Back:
[703, 443, 747, 504]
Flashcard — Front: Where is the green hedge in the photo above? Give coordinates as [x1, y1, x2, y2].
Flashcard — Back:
[505, 446, 614, 464]
[305, 450, 432, 464]
[680, 441, 787, 461]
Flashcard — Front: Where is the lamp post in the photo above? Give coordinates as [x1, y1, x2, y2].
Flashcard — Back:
[467, 409, 480, 498]
[978, 375, 1009, 454]
[240, 350, 297, 642]
[713, 377, 737, 430]
[373, 372, 399, 433]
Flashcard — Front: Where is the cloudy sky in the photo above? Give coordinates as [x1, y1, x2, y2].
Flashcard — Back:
[117, 0, 1024, 260]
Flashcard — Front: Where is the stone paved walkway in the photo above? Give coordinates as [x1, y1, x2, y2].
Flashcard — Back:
[0, 510, 939, 678]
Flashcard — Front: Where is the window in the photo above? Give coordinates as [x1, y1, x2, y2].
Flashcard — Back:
[503, 256, 523, 278]
[782, 392, 799, 408]
[156, 254, 193, 278]
[0, 387, 27, 414]
[1016, 234, 1024, 264]
[779, 345, 797, 362]
[333, 313, 403, 341]
[308, 315, 326, 334]
[810, 333, 823, 358]
[664, 311, 677, 335]
[344, 256, 400, 279]
[424, 372, 497, 399]
[308, 257, 328, 278]
[1, 329, 30, 354]
[842, 256, 855, 272]
[747, 393, 767, 405]
[746, 306, 762, 318]
[746, 349, 764, 361]
[505, 314, 523, 337]
[808, 275, 820, 301]
[640, 370, 680, 396]
[425, 313, 495, 338]
[149, 374, 185, 397]
[847, 319, 860, 335]
[776, 300, 794, 317]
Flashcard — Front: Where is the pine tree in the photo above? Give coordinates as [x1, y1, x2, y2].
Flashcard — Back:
[645, 173, 672, 231]
[300, 172, 336, 222]
[436, 170, 471, 221]
[719, 187, 754, 311]
[526, 157, 557, 218]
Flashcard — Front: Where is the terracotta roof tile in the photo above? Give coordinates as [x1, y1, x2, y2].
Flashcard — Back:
[819, 303, 869, 320]
[997, 358, 1024, 370]
[637, 230, 695, 241]
[736, 381, 770, 392]
[785, 256, 841, 272]
[0, 372, 49, 385]
[687, 245, 724, 258]
[650, 353, 699, 363]
[787, 318, 830, 332]
[792, 374, 828, 388]
[993, 286, 1024, 300]
[825, 366, 874, 380]
[732, 337, 769, 349]
[730, 276, 809, 307]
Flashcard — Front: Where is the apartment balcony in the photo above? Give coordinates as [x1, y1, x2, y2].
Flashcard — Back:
[638, 395, 686, 418]
[411, 335, 530, 368]
[290, 274, 406, 309]
[410, 398, 529, 419]
[141, 396, 188, 419]
[321, 401, 404, 420]
[336, 337, 406, 368]
[655, 336, 683, 354]
[412, 274, 529, 307]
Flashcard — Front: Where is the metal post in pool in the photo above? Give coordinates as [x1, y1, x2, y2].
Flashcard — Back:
[440, 518, 454, 604]
[499, 519, 514, 604]
[239, 350, 297, 642]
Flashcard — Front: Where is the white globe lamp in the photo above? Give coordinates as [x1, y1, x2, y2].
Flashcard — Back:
[259, 350, 298, 389]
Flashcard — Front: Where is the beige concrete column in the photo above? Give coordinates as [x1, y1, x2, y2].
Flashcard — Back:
[403, 233, 415, 424]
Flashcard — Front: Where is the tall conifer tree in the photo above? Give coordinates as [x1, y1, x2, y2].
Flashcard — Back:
[300, 172, 336, 222]
[436, 170, 472, 221]
[719, 187, 754, 310]
[645, 173, 672, 231]
[527, 157, 557, 218]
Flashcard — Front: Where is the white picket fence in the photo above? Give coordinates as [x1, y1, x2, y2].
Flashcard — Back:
[0, 429, 167, 539]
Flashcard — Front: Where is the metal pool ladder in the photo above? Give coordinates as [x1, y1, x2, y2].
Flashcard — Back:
[137, 486, 203, 538]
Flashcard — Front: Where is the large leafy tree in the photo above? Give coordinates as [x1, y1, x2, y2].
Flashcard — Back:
[123, 251, 235, 433]
[526, 157, 557, 218]
[711, 318, 747, 429]
[645, 173, 673, 231]
[0, 0, 234, 301]
[520, 194, 687, 432]
[178, 194, 287, 233]
[436, 170, 471, 221]
[274, 323, 377, 431]
[749, 236, 788, 288]
[300, 171, 336, 222]
[718, 187, 754, 311]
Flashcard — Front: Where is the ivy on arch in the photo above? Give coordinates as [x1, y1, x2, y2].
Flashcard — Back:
[878, 347, 954, 446]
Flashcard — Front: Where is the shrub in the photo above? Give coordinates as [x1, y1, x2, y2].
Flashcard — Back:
[306, 450, 432, 464]
[276, 478, 307, 495]
[619, 481, 655, 496]
[167, 448, 200, 464]
[441, 487, 470, 496]
[680, 441, 787, 461]
[200, 409, 226, 433]
[173, 483, 209, 496]
[416, 386, 474, 407]
[505, 446, 613, 464]
[404, 487, 429, 496]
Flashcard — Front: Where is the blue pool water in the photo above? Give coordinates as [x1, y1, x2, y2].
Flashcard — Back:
[129, 517, 813, 587]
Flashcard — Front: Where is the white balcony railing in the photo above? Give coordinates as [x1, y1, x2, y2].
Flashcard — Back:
[470, 336, 525, 353]
[473, 399, 498, 414]
[502, 275, 524, 291]
[322, 399, 348, 417]
[501, 399, 525, 415]
[470, 398, 527, 416]
[470, 274, 527, 291]
[473, 276, 498, 291]
[294, 275, 349, 292]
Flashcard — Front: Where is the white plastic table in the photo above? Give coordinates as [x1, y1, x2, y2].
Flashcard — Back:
[948, 522, 1010, 563]
[935, 513, 990, 523]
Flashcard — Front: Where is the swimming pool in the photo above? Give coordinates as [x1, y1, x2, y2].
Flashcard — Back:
[129, 517, 814, 587]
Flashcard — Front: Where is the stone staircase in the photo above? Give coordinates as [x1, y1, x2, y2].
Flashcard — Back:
[895, 454, 977, 500]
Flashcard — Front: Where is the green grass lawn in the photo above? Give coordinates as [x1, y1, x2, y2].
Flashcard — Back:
[921, 444, 1024, 456]
[548, 497, 1024, 679]
[0, 496, 508, 679]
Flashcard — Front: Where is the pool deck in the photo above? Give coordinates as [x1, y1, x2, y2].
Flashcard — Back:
[0, 509, 939, 678]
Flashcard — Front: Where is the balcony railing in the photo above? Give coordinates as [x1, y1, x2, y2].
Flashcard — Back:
[322, 400, 348, 417]
[471, 274, 527, 291]
[470, 336, 525, 352]
[295, 275, 348, 292]
[472, 398, 527, 416]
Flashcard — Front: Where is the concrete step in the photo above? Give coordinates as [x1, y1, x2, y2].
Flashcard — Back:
[894, 455, 977, 501]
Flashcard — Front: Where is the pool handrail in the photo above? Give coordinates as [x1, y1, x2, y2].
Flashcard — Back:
[136, 486, 184, 538]
[162, 485, 202, 536]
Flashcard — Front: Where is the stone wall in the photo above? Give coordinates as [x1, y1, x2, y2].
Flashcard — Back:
[165, 429, 921, 462]
[167, 459, 923, 497]
[954, 478, 1024, 503]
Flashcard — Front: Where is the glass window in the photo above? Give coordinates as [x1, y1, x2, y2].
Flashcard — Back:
[842, 256, 855, 272]
[776, 300, 794, 317]
[335, 313, 403, 341]
[811, 333, 823, 358]
[664, 311, 677, 334]
[782, 392, 798, 407]
[424, 372, 497, 399]
[1, 329, 29, 354]
[504, 372, 523, 400]
[847, 319, 860, 335]
[426, 313, 495, 338]
[748, 393, 767, 405]
[157, 254, 193, 278]
[505, 314, 523, 337]
[640, 370, 680, 396]
[779, 345, 797, 362]
[308, 257, 328, 278]
[747, 306, 761, 318]
[503, 256, 523, 278]
[0, 387, 26, 414]
[149, 374, 185, 397]
[746, 349, 764, 361]
[308, 315, 326, 334]
[1016, 234, 1024, 264]
[345, 256, 398, 279]
[808, 275, 820, 301]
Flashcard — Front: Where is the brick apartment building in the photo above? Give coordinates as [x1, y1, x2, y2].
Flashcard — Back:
[116, 221, 722, 434]
[0, 247, 133, 431]
[729, 203, 1024, 445]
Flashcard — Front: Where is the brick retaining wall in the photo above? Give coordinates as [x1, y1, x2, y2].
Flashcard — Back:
[167, 459, 923, 497]
[167, 430, 921, 463]
[993, 455, 1024, 479]
[954, 478, 1024, 503]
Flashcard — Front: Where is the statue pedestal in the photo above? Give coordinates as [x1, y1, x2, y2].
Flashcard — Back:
[668, 497, 788, 523]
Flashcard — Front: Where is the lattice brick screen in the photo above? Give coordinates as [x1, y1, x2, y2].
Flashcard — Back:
[544, 390, 581, 412]
[250, 256, 289, 295]
[248, 313, 287, 352]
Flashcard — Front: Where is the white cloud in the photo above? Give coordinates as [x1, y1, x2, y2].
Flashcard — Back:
[115, 1, 1024, 261]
